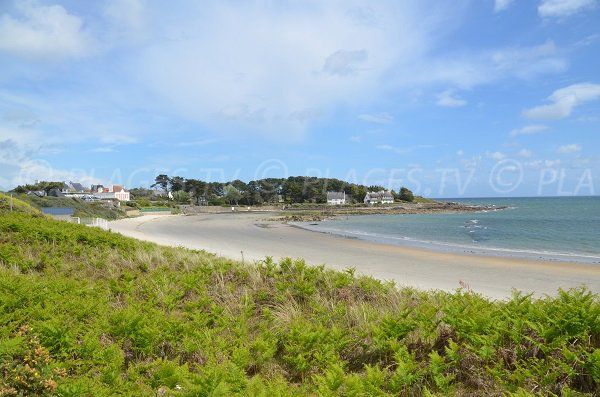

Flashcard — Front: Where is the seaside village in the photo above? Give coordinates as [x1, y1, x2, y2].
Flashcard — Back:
[24, 180, 397, 207]
[25, 181, 131, 202]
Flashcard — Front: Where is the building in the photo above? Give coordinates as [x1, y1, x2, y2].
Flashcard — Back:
[326, 191, 346, 205]
[26, 190, 46, 197]
[151, 189, 174, 200]
[62, 181, 88, 194]
[364, 190, 394, 205]
[92, 184, 131, 201]
[61, 181, 89, 198]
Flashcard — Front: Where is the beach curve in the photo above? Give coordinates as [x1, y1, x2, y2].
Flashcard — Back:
[109, 213, 600, 300]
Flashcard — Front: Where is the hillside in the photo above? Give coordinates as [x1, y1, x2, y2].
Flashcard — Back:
[0, 210, 598, 395]
[0, 192, 41, 215]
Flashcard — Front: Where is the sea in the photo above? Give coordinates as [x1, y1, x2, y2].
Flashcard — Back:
[297, 196, 600, 264]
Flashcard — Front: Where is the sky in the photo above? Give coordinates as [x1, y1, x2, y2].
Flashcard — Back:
[0, 0, 599, 197]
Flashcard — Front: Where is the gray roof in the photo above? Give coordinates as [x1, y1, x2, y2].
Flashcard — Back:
[64, 181, 86, 192]
[326, 191, 345, 200]
[71, 183, 86, 192]
[365, 190, 394, 199]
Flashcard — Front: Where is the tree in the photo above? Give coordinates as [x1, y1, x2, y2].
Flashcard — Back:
[223, 184, 241, 205]
[12, 181, 65, 194]
[152, 175, 170, 191]
[368, 185, 385, 192]
[399, 187, 414, 202]
[184, 179, 208, 205]
[129, 188, 153, 199]
[350, 185, 367, 203]
[169, 176, 185, 192]
[171, 190, 191, 204]
[148, 174, 392, 205]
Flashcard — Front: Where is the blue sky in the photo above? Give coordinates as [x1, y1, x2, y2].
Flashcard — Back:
[0, 0, 599, 197]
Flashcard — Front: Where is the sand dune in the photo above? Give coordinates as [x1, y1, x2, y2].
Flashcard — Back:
[110, 213, 600, 300]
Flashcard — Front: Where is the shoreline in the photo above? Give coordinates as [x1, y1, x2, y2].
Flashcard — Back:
[109, 213, 600, 299]
[291, 218, 600, 265]
[266, 202, 506, 222]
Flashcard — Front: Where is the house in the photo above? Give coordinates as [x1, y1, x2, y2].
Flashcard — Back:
[151, 189, 174, 200]
[62, 181, 88, 194]
[364, 190, 394, 205]
[326, 191, 346, 205]
[92, 184, 131, 201]
[91, 185, 105, 193]
[61, 181, 90, 198]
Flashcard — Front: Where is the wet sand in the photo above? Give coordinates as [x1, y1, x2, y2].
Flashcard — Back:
[110, 213, 600, 300]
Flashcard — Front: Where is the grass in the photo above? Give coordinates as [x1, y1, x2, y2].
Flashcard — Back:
[0, 193, 40, 215]
[0, 197, 598, 395]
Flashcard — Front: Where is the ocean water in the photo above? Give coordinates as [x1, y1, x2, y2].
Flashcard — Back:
[298, 197, 600, 263]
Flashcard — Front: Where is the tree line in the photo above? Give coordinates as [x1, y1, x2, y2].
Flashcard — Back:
[11, 176, 415, 206]
[144, 175, 414, 205]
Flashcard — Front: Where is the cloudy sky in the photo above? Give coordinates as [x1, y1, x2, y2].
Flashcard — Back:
[0, 0, 599, 197]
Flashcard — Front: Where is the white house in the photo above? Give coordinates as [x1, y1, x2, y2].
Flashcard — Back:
[364, 190, 394, 205]
[92, 184, 131, 201]
[326, 191, 346, 205]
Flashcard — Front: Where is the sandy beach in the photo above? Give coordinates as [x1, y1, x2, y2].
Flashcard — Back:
[110, 213, 600, 299]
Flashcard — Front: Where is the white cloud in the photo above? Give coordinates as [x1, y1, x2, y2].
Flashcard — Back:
[557, 143, 582, 153]
[349, 135, 362, 143]
[358, 113, 394, 124]
[104, 0, 146, 31]
[486, 151, 506, 161]
[376, 144, 408, 154]
[173, 138, 220, 147]
[0, 136, 98, 190]
[322, 49, 368, 76]
[129, 2, 480, 140]
[509, 124, 548, 137]
[100, 134, 138, 145]
[436, 90, 467, 107]
[517, 148, 532, 158]
[538, 0, 597, 18]
[377, 144, 434, 155]
[406, 40, 567, 89]
[89, 146, 116, 153]
[0, 2, 91, 59]
[523, 83, 600, 119]
[289, 108, 321, 123]
[494, 0, 515, 12]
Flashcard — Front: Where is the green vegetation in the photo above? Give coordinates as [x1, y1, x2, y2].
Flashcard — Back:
[151, 174, 416, 206]
[413, 196, 436, 204]
[398, 187, 415, 202]
[11, 182, 66, 195]
[0, 193, 40, 215]
[0, 205, 598, 395]
[15, 194, 126, 220]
